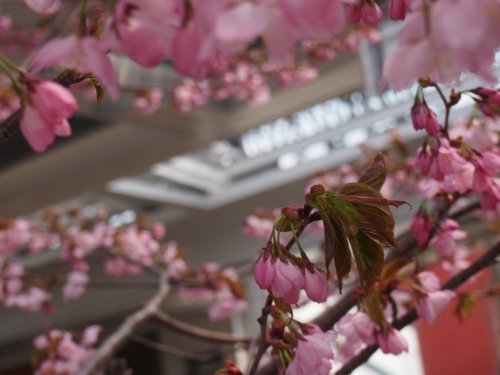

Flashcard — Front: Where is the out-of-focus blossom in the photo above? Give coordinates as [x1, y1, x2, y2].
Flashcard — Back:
[28, 36, 119, 100]
[33, 327, 101, 375]
[111, 0, 178, 67]
[286, 325, 335, 375]
[62, 271, 89, 301]
[415, 271, 455, 324]
[389, 0, 407, 20]
[377, 328, 408, 354]
[23, 0, 60, 14]
[411, 211, 433, 246]
[384, 1, 500, 90]
[132, 88, 163, 116]
[429, 219, 467, 257]
[243, 215, 274, 239]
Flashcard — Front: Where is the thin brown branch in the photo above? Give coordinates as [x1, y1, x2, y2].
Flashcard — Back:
[248, 295, 273, 375]
[79, 273, 171, 375]
[336, 240, 500, 375]
[129, 334, 222, 362]
[153, 310, 250, 344]
[285, 211, 322, 251]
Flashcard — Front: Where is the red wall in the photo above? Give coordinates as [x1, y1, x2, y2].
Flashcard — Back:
[417, 262, 498, 375]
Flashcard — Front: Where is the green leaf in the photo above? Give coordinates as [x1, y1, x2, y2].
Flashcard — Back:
[350, 232, 384, 289]
[455, 293, 475, 322]
[358, 153, 387, 191]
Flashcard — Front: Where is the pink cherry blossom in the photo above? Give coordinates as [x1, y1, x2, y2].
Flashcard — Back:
[286, 326, 335, 375]
[442, 245, 470, 274]
[162, 242, 188, 280]
[23, 0, 60, 15]
[62, 271, 89, 301]
[278, 0, 345, 42]
[429, 219, 467, 257]
[384, 2, 500, 89]
[208, 286, 248, 321]
[414, 146, 432, 176]
[416, 289, 455, 324]
[28, 36, 119, 100]
[81, 325, 102, 347]
[417, 271, 441, 292]
[33, 327, 100, 375]
[303, 266, 329, 303]
[133, 88, 164, 116]
[415, 271, 455, 323]
[20, 80, 77, 153]
[243, 215, 274, 239]
[377, 329, 408, 355]
[214, 2, 268, 53]
[105, 257, 143, 276]
[111, 0, 178, 67]
[337, 312, 377, 346]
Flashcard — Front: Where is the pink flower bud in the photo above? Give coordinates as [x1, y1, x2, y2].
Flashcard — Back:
[345, 4, 362, 23]
[411, 100, 441, 136]
[389, 0, 406, 20]
[361, 3, 383, 27]
[254, 254, 275, 289]
[415, 146, 432, 176]
[271, 258, 304, 304]
[304, 267, 329, 303]
[411, 212, 433, 246]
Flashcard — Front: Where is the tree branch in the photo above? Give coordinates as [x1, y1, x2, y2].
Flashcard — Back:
[79, 273, 171, 375]
[248, 295, 273, 375]
[153, 310, 250, 344]
[335, 240, 500, 375]
[129, 334, 223, 362]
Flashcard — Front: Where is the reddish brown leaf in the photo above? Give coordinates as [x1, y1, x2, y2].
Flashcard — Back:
[358, 153, 387, 191]
[319, 203, 352, 294]
[350, 232, 384, 289]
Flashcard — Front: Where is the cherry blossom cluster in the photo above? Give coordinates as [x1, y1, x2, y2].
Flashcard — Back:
[262, 307, 336, 375]
[3, 0, 499, 153]
[0, 208, 252, 324]
[255, 249, 329, 305]
[32, 325, 102, 375]
[177, 263, 247, 321]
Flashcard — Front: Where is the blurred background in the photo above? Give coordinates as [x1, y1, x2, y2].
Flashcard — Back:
[0, 5, 498, 374]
